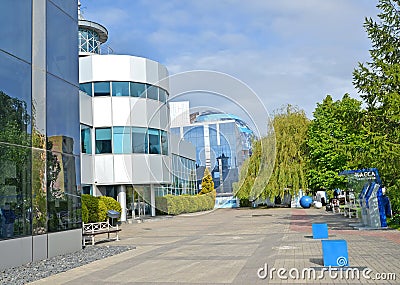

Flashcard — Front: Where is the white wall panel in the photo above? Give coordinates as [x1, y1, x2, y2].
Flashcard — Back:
[93, 97, 112, 127]
[145, 59, 160, 85]
[159, 104, 169, 130]
[162, 156, 172, 183]
[149, 155, 163, 183]
[147, 100, 161, 129]
[158, 63, 169, 91]
[130, 57, 147, 83]
[81, 154, 93, 183]
[94, 155, 114, 183]
[131, 98, 148, 127]
[0, 237, 32, 270]
[112, 97, 131, 126]
[132, 155, 151, 183]
[79, 92, 93, 126]
[79, 56, 93, 82]
[91, 55, 131, 81]
[114, 155, 133, 183]
[48, 230, 81, 258]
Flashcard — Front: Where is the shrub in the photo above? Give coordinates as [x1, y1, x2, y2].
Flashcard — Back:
[81, 194, 107, 223]
[99, 196, 122, 213]
[155, 192, 215, 215]
[82, 202, 89, 223]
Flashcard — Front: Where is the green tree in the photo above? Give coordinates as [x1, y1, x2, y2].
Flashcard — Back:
[199, 167, 215, 195]
[353, 0, 400, 186]
[352, 0, 400, 218]
[307, 94, 367, 191]
[234, 105, 308, 202]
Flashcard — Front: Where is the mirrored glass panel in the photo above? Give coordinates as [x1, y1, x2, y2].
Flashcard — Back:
[161, 130, 168, 155]
[0, 143, 32, 239]
[159, 88, 167, 103]
[47, 149, 81, 233]
[130, 82, 146, 98]
[79, 83, 92, 96]
[132, 127, 147, 153]
[0, 1, 32, 62]
[112, 82, 129, 96]
[95, 128, 112, 154]
[146, 84, 158, 101]
[113, 126, 131, 154]
[47, 74, 80, 156]
[94, 82, 110, 96]
[80, 124, 92, 154]
[148, 128, 160, 154]
[47, 1, 78, 85]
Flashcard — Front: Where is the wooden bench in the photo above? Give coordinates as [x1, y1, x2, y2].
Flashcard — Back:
[82, 221, 121, 246]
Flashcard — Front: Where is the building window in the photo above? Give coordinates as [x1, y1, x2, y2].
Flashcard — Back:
[159, 88, 167, 103]
[79, 83, 92, 96]
[132, 127, 147, 153]
[112, 81, 129, 96]
[113, 126, 131, 154]
[130, 82, 146, 98]
[148, 128, 160, 154]
[146, 84, 158, 101]
[161, 130, 168, 155]
[81, 124, 92, 154]
[93, 82, 110, 96]
[95, 128, 112, 154]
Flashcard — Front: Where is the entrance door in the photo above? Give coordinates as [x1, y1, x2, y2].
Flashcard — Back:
[128, 186, 151, 219]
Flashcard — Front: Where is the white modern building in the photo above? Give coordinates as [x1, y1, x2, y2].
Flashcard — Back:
[78, 8, 196, 221]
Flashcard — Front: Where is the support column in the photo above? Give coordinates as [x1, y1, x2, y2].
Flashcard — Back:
[117, 185, 127, 222]
[150, 185, 156, 217]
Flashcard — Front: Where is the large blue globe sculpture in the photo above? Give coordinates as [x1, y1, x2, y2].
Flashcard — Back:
[300, 196, 313, 209]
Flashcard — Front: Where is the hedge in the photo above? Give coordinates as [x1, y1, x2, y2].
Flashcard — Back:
[155, 191, 216, 215]
[81, 194, 108, 223]
[99, 196, 122, 214]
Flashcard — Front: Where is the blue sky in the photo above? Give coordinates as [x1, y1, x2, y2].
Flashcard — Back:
[80, 0, 379, 121]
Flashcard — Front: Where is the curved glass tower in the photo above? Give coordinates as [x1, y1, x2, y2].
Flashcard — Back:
[78, 1, 108, 56]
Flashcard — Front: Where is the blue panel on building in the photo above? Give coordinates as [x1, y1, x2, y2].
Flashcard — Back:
[322, 240, 349, 267]
[312, 223, 328, 239]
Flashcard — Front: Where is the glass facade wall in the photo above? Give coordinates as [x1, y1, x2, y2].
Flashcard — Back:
[175, 119, 250, 193]
[88, 126, 169, 156]
[0, 0, 80, 242]
[79, 81, 168, 103]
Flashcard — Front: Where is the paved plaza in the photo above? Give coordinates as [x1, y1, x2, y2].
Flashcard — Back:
[31, 208, 400, 284]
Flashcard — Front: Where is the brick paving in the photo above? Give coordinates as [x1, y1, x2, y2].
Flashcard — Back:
[30, 207, 400, 284]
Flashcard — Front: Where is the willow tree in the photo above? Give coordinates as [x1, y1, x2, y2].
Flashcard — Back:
[234, 105, 308, 201]
[262, 105, 309, 199]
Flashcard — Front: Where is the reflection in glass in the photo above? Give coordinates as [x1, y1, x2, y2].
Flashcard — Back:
[0, 1, 32, 62]
[79, 83, 92, 96]
[81, 124, 92, 154]
[95, 128, 112, 154]
[0, 89, 32, 239]
[146, 84, 158, 101]
[148, 128, 160, 154]
[47, 1, 78, 84]
[161, 130, 168, 155]
[46, 74, 80, 155]
[112, 82, 129, 96]
[94, 82, 110, 96]
[47, 137, 81, 232]
[132, 127, 147, 153]
[113, 126, 131, 154]
[159, 88, 167, 103]
[130, 82, 146, 98]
